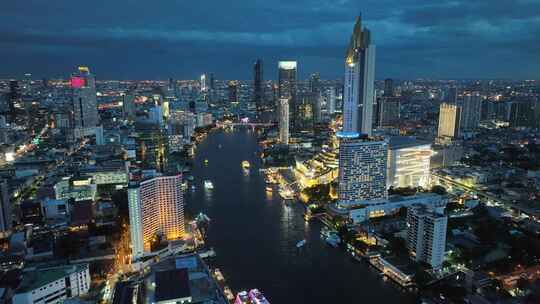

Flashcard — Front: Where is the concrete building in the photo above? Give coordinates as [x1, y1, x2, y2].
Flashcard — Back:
[387, 137, 432, 189]
[128, 175, 185, 259]
[71, 66, 98, 129]
[407, 204, 448, 269]
[460, 92, 482, 131]
[438, 103, 461, 140]
[279, 98, 289, 144]
[378, 97, 400, 127]
[278, 61, 297, 132]
[338, 138, 387, 207]
[0, 179, 11, 236]
[13, 264, 90, 304]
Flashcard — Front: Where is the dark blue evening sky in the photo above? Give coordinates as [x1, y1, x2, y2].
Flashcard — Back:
[1, 0, 539, 80]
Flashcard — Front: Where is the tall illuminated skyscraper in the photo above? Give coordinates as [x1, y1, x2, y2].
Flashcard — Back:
[309, 73, 322, 124]
[128, 175, 184, 259]
[338, 138, 388, 207]
[71, 66, 98, 129]
[279, 98, 289, 144]
[278, 61, 297, 132]
[341, 16, 375, 137]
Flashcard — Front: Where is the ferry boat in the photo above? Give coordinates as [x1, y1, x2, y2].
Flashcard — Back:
[204, 180, 214, 190]
[241, 160, 250, 169]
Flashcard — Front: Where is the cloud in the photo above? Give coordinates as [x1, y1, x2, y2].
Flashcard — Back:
[0, 0, 538, 79]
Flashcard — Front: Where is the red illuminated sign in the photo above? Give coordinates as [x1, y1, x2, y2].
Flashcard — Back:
[70, 76, 86, 88]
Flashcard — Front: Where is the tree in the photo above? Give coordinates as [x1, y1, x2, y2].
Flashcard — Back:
[431, 185, 447, 195]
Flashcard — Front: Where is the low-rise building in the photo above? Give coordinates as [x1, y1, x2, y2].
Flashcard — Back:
[13, 264, 90, 304]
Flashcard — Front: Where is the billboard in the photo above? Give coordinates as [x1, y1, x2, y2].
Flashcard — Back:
[71, 76, 86, 88]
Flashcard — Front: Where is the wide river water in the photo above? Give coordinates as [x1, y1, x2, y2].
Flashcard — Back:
[185, 129, 415, 303]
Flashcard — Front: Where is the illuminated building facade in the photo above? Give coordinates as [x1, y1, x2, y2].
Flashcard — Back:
[71, 66, 99, 129]
[279, 98, 289, 144]
[406, 204, 447, 269]
[338, 138, 388, 206]
[278, 61, 297, 131]
[128, 175, 184, 259]
[387, 137, 432, 188]
[437, 103, 461, 140]
[341, 16, 375, 137]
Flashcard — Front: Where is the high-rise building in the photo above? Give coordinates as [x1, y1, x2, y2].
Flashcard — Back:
[387, 137, 432, 189]
[128, 175, 185, 259]
[460, 92, 482, 131]
[279, 98, 289, 144]
[326, 87, 337, 116]
[0, 179, 11, 236]
[309, 73, 322, 124]
[341, 16, 376, 137]
[122, 93, 136, 122]
[446, 87, 458, 104]
[378, 97, 400, 127]
[437, 103, 461, 139]
[228, 81, 238, 104]
[296, 92, 314, 130]
[338, 138, 388, 207]
[8, 80, 20, 121]
[253, 59, 264, 110]
[407, 204, 447, 269]
[278, 61, 297, 132]
[71, 66, 99, 129]
[200, 74, 207, 93]
[384, 78, 394, 97]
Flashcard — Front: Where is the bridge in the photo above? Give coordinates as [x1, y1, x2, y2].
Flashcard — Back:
[216, 120, 275, 131]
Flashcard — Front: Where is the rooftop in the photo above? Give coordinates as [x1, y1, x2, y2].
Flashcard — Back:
[154, 269, 191, 302]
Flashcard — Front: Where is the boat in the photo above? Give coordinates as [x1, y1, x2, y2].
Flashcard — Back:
[204, 180, 214, 190]
[265, 186, 273, 192]
[204, 159, 209, 165]
[296, 239, 306, 248]
[241, 160, 250, 169]
[326, 234, 341, 248]
[248, 289, 270, 304]
[186, 175, 194, 181]
[235, 291, 249, 304]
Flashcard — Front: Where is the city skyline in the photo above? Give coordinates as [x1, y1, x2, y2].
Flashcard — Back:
[1, 0, 539, 80]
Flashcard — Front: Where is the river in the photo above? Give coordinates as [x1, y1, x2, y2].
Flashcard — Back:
[185, 129, 415, 303]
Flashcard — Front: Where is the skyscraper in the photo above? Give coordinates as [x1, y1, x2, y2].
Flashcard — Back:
[446, 87, 458, 104]
[122, 93, 136, 122]
[309, 73, 322, 124]
[71, 66, 99, 129]
[253, 59, 264, 110]
[278, 61, 297, 132]
[0, 179, 11, 236]
[338, 138, 388, 207]
[341, 16, 376, 137]
[128, 175, 184, 259]
[378, 97, 400, 127]
[407, 204, 448, 269]
[8, 80, 20, 121]
[460, 92, 482, 131]
[200, 74, 207, 93]
[228, 81, 238, 104]
[279, 98, 289, 144]
[438, 103, 461, 139]
[383, 78, 394, 97]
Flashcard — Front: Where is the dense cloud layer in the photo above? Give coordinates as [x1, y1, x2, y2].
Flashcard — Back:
[1, 0, 538, 80]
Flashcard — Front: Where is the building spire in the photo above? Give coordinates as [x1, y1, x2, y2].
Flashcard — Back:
[345, 15, 371, 64]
